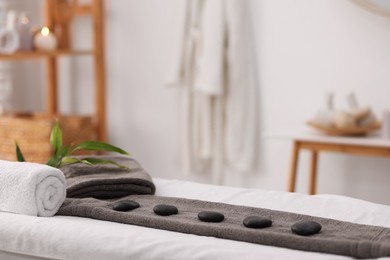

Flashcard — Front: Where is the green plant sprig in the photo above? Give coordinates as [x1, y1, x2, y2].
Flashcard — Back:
[15, 120, 130, 171]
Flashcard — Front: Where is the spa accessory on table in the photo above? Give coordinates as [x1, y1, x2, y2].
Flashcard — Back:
[310, 92, 334, 127]
[58, 194, 390, 259]
[60, 155, 156, 199]
[33, 26, 57, 51]
[308, 93, 380, 136]
[17, 13, 32, 51]
[0, 160, 66, 217]
[0, 11, 20, 54]
[382, 109, 390, 139]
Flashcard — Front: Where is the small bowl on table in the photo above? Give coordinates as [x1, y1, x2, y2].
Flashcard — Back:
[306, 121, 381, 136]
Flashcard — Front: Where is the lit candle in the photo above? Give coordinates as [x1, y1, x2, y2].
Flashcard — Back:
[18, 14, 33, 51]
[34, 26, 58, 51]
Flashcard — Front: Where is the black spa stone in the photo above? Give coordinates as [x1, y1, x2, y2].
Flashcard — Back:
[113, 200, 140, 212]
[243, 216, 272, 229]
[291, 220, 322, 236]
[153, 204, 178, 216]
[198, 211, 225, 223]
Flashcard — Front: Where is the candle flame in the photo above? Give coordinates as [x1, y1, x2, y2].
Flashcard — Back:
[41, 26, 50, 36]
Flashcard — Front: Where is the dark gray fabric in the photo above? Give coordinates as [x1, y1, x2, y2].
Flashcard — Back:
[60, 156, 155, 199]
[58, 194, 390, 259]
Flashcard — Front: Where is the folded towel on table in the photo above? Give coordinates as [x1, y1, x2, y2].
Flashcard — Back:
[0, 160, 66, 217]
[60, 155, 156, 199]
[58, 194, 390, 259]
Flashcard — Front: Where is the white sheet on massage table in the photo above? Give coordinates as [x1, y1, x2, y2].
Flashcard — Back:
[1, 178, 390, 260]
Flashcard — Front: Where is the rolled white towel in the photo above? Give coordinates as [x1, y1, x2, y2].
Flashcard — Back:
[0, 160, 66, 217]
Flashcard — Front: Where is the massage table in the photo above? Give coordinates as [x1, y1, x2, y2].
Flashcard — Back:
[1, 178, 390, 260]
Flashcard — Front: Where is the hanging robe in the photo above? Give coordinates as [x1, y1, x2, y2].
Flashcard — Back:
[167, 0, 257, 184]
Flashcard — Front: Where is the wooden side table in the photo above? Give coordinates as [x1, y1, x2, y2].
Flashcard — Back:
[287, 134, 390, 195]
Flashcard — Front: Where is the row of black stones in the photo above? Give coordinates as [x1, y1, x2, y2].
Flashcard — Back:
[112, 200, 321, 236]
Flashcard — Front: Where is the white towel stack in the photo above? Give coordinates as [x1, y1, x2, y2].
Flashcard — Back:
[0, 160, 66, 217]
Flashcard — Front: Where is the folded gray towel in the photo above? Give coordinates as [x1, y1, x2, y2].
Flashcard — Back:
[57, 194, 390, 259]
[60, 156, 155, 199]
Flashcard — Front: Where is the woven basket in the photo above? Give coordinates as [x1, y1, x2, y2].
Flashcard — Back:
[0, 114, 95, 163]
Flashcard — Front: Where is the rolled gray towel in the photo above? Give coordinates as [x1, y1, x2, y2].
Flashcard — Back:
[60, 155, 155, 199]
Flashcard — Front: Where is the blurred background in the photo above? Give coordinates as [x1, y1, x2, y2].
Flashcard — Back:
[3, 0, 390, 204]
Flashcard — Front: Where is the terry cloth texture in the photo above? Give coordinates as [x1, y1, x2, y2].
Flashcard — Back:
[0, 160, 66, 217]
[58, 194, 390, 259]
[60, 156, 155, 199]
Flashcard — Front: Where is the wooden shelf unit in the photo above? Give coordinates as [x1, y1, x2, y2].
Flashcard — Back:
[0, 0, 107, 142]
[0, 50, 94, 60]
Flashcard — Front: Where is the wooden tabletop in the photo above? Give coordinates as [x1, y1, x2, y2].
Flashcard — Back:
[263, 130, 390, 148]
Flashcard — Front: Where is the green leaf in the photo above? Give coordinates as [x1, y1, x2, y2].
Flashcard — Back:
[15, 142, 25, 162]
[61, 157, 130, 171]
[29, 121, 130, 171]
[82, 157, 129, 170]
[46, 156, 58, 167]
[60, 157, 94, 167]
[47, 145, 71, 168]
[59, 145, 71, 158]
[72, 141, 129, 155]
[50, 120, 63, 155]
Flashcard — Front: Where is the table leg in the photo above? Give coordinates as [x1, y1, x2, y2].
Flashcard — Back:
[309, 151, 318, 195]
[288, 141, 300, 192]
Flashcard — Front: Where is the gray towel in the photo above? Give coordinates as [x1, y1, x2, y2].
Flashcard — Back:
[60, 156, 155, 199]
[57, 194, 390, 259]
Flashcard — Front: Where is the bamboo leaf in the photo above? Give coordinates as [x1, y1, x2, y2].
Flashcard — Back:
[47, 145, 71, 168]
[50, 120, 63, 155]
[72, 141, 129, 155]
[60, 157, 129, 171]
[15, 142, 25, 162]
[35, 121, 130, 171]
[47, 156, 58, 167]
[60, 157, 93, 167]
[47, 153, 63, 168]
[60, 145, 71, 158]
[79, 157, 130, 171]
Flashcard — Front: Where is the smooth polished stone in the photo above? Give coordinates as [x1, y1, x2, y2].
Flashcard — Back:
[198, 211, 225, 223]
[113, 200, 140, 212]
[243, 216, 272, 229]
[153, 204, 178, 216]
[291, 220, 322, 236]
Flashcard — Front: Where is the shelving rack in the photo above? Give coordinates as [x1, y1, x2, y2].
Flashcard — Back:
[0, 0, 107, 142]
[0, 0, 107, 162]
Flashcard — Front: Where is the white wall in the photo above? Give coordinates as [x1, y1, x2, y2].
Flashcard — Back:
[14, 0, 390, 204]
[252, 0, 390, 204]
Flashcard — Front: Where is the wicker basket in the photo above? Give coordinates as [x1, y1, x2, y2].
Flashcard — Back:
[0, 114, 96, 163]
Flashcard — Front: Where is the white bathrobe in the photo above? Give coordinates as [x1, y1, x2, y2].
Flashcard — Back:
[167, 0, 257, 184]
